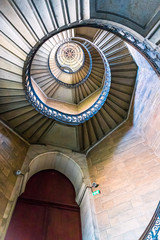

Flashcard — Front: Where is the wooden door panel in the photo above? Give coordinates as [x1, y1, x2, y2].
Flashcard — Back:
[5, 170, 82, 240]
[5, 202, 45, 240]
[21, 170, 77, 206]
[46, 207, 82, 240]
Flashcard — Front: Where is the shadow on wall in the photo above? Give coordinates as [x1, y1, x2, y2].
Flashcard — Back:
[127, 43, 160, 158]
[87, 101, 135, 166]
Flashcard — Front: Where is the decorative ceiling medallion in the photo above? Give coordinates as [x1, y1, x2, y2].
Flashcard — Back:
[56, 42, 84, 73]
[49, 40, 92, 88]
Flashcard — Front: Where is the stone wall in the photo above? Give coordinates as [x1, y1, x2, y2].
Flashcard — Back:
[87, 47, 160, 239]
[0, 121, 29, 236]
[128, 45, 160, 158]
[87, 121, 160, 240]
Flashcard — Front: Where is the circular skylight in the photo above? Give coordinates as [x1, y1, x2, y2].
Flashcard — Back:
[56, 42, 84, 73]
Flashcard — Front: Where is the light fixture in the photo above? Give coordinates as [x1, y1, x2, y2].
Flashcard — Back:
[79, 182, 100, 205]
[14, 170, 24, 176]
[92, 182, 99, 188]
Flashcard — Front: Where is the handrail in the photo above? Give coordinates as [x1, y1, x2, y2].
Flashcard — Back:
[24, 36, 111, 125]
[139, 201, 160, 240]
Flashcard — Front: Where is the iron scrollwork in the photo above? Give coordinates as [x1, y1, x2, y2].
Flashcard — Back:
[24, 37, 111, 125]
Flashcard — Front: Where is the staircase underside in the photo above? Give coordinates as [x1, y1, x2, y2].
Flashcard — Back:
[0, 1, 138, 153]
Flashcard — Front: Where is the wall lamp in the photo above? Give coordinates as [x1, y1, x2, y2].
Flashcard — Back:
[89, 182, 99, 192]
[14, 170, 24, 176]
[14, 170, 25, 196]
[79, 182, 100, 205]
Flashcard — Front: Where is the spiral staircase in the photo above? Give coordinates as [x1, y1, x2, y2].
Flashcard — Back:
[0, 0, 138, 152]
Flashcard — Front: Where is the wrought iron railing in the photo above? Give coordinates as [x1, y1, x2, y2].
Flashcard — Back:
[24, 37, 111, 125]
[139, 201, 160, 240]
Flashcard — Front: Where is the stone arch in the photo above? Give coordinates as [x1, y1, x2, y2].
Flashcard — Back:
[22, 152, 85, 205]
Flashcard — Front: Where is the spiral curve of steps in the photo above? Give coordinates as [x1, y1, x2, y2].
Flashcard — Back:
[0, 0, 138, 152]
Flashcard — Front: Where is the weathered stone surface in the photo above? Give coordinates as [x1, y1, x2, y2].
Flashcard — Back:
[0, 122, 29, 234]
[90, 0, 160, 37]
[87, 48, 160, 239]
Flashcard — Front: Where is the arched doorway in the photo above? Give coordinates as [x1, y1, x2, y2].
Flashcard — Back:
[5, 170, 82, 240]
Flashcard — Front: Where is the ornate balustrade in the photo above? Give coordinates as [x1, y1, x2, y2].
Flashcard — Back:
[24, 35, 111, 125]
[139, 201, 160, 240]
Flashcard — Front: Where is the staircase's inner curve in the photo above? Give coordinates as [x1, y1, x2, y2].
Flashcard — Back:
[26, 32, 111, 124]
[0, 23, 138, 152]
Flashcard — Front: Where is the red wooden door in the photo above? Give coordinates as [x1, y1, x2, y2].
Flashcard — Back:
[46, 207, 82, 240]
[5, 170, 82, 240]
